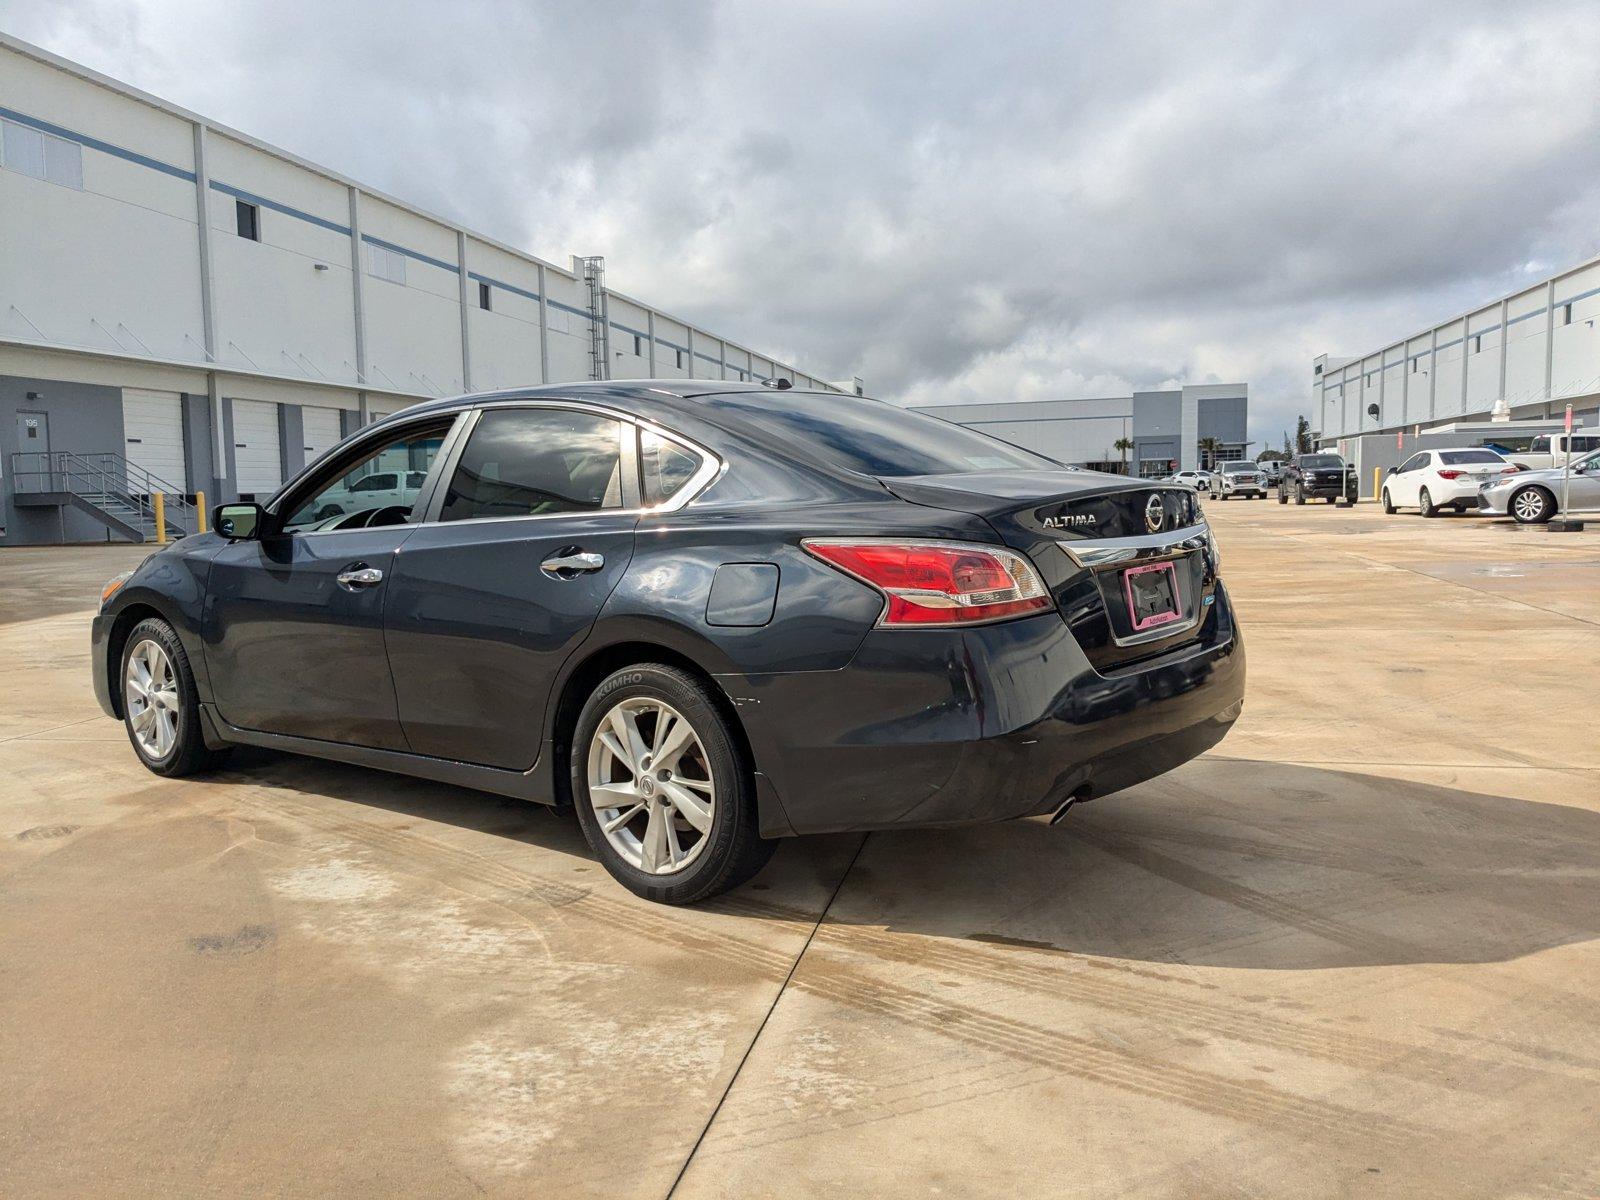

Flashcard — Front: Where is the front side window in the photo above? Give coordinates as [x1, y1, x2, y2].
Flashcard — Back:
[1398, 454, 1427, 473]
[439, 409, 623, 522]
[283, 421, 450, 531]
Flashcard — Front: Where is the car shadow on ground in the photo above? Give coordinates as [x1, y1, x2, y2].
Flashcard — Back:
[212, 750, 1599, 973]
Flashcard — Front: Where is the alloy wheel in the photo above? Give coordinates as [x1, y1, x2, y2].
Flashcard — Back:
[1513, 489, 1548, 522]
[125, 639, 179, 760]
[586, 697, 717, 875]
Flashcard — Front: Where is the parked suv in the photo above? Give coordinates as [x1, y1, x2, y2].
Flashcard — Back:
[1209, 461, 1267, 500]
[1278, 453, 1357, 504]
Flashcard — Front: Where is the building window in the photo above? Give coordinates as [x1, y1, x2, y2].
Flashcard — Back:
[675, 349, 684, 369]
[478, 281, 492, 310]
[1411, 358, 1419, 373]
[633, 334, 643, 356]
[1472, 335, 1482, 353]
[1314, 364, 1323, 376]
[235, 199, 260, 241]
[1562, 304, 1573, 326]
[367, 243, 407, 285]
[1, 120, 83, 189]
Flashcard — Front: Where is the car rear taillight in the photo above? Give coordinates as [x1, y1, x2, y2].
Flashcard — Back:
[802, 539, 1053, 627]
[1437, 469, 1465, 480]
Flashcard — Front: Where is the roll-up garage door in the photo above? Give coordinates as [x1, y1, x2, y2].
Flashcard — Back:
[301, 406, 343, 467]
[230, 399, 282, 496]
[121, 389, 188, 493]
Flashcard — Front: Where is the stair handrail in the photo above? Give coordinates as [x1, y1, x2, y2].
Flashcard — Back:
[8, 450, 197, 537]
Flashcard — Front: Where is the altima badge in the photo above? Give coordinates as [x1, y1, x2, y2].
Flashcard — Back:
[1043, 513, 1096, 529]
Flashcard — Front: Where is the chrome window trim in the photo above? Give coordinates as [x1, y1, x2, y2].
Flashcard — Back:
[268, 396, 726, 536]
[1054, 522, 1211, 569]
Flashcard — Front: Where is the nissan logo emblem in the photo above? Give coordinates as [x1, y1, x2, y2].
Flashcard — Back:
[1144, 493, 1166, 533]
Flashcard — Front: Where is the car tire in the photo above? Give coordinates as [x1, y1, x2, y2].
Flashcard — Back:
[571, 663, 775, 905]
[1510, 485, 1555, 525]
[1382, 488, 1396, 514]
[1419, 488, 1437, 518]
[119, 617, 230, 777]
[1278, 488, 1287, 505]
[1295, 486, 1305, 505]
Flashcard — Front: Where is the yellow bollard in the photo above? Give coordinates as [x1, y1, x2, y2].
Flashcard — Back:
[195, 491, 208, 534]
[153, 491, 168, 544]
[1373, 467, 1381, 503]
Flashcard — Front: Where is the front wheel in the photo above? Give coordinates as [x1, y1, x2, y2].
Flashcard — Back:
[1295, 486, 1306, 505]
[120, 618, 230, 776]
[571, 664, 775, 904]
[1510, 486, 1555, 525]
[1382, 489, 1396, 514]
[1277, 488, 1287, 505]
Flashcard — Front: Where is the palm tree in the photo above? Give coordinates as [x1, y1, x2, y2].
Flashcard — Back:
[1113, 436, 1134, 474]
[1197, 436, 1221, 470]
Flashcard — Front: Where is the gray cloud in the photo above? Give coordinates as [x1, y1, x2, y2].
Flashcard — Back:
[7, 0, 1599, 447]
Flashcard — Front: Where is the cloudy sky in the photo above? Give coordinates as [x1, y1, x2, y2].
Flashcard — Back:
[6, 0, 1599, 447]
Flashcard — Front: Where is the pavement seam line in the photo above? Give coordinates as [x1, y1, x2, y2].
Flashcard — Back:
[663, 833, 870, 1199]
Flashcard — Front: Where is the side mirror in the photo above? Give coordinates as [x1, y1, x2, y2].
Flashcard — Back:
[215, 502, 266, 540]
[1385, 467, 1396, 476]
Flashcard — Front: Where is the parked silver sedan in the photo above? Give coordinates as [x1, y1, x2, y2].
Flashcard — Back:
[1478, 448, 1600, 523]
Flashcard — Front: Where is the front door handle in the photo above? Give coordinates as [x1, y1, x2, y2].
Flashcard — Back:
[541, 549, 604, 577]
[336, 565, 385, 589]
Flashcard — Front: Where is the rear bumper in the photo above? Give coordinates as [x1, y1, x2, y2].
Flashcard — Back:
[720, 584, 1245, 836]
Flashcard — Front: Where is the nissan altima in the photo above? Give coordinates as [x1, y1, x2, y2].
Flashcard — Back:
[91, 382, 1244, 904]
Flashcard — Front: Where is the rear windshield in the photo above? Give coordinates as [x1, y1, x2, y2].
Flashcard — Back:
[1439, 450, 1504, 465]
[1300, 455, 1344, 469]
[699, 391, 1059, 477]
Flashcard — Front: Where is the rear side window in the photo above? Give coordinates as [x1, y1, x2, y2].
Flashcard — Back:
[1439, 450, 1503, 465]
[699, 391, 1057, 477]
[440, 408, 623, 521]
[640, 429, 703, 506]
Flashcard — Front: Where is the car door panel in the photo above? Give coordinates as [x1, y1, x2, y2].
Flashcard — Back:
[383, 513, 637, 768]
[204, 527, 416, 749]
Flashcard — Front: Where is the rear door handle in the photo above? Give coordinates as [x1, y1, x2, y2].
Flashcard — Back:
[541, 550, 604, 577]
[336, 565, 384, 589]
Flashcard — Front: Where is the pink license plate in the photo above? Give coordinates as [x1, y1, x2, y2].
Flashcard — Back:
[1123, 561, 1182, 631]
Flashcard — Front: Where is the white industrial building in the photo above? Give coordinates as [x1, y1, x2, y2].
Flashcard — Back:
[912, 384, 1249, 476]
[1314, 255, 1600, 448]
[0, 33, 850, 544]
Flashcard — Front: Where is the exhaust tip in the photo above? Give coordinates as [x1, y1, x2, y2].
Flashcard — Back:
[1048, 786, 1093, 826]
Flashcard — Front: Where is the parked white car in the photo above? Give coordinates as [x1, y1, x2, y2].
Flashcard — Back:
[1381, 449, 1520, 517]
[1167, 470, 1210, 491]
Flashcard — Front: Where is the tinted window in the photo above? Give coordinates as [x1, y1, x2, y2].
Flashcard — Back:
[640, 429, 703, 506]
[700, 392, 1058, 477]
[1439, 450, 1504, 465]
[1300, 455, 1344, 469]
[440, 408, 623, 522]
[283, 422, 449, 530]
[1398, 455, 1426, 473]
[1529, 436, 1550, 452]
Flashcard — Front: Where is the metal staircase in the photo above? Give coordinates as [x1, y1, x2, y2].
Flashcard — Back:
[578, 255, 609, 381]
[9, 451, 197, 543]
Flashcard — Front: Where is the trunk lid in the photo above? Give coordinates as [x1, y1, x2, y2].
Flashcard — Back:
[881, 470, 1217, 671]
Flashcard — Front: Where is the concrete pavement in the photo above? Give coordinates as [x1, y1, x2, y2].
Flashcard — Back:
[1, 504, 1597, 1198]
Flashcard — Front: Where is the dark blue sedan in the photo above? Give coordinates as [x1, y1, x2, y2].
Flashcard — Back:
[91, 382, 1244, 904]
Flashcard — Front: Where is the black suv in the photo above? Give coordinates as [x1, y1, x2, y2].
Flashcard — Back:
[1278, 453, 1357, 504]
